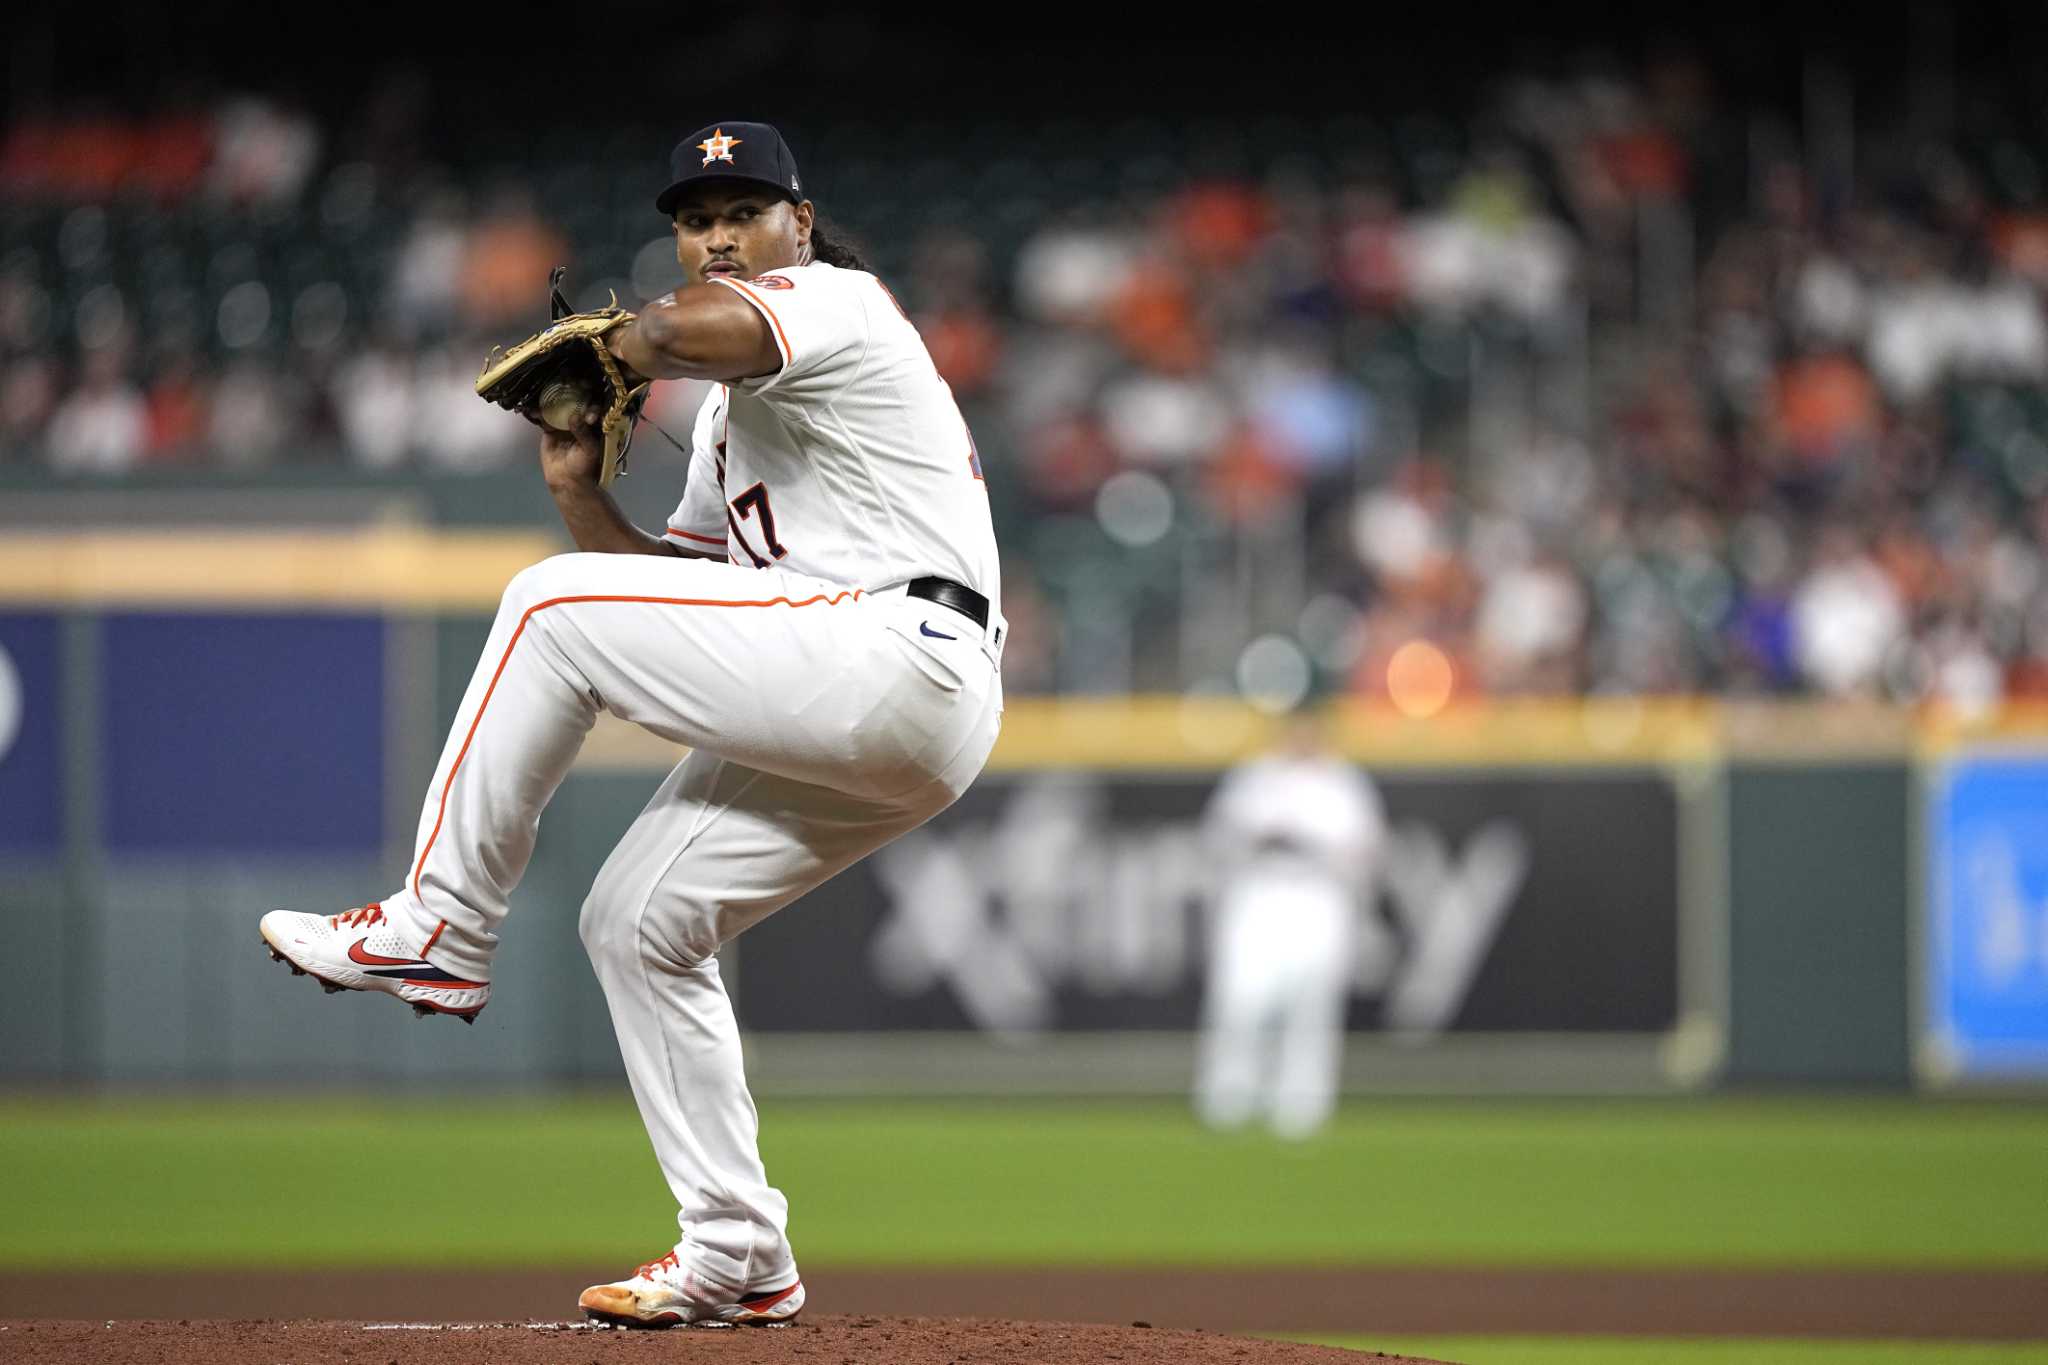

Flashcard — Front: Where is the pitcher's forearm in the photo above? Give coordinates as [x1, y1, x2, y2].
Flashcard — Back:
[547, 478, 684, 557]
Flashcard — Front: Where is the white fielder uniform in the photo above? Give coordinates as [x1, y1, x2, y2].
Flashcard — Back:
[377, 261, 1004, 1294]
[1196, 753, 1383, 1139]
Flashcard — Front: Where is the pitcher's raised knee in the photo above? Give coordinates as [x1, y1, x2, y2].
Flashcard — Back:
[500, 553, 602, 616]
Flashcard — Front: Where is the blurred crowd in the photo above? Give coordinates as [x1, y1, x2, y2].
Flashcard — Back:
[7, 65, 2048, 706]
[0, 91, 565, 475]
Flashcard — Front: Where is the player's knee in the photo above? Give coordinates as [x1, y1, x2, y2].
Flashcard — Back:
[577, 889, 631, 966]
[500, 554, 580, 614]
[579, 885, 721, 972]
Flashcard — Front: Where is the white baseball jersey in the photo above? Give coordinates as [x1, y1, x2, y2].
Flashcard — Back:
[1207, 755, 1384, 899]
[660, 262, 1001, 605]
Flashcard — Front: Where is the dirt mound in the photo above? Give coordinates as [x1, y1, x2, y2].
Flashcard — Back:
[7, 1266, 2047, 1342]
[0, 1316, 1450, 1364]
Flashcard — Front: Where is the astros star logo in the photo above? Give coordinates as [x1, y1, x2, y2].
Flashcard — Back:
[698, 129, 743, 166]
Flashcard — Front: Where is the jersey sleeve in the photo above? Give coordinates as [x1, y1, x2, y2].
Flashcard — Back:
[661, 390, 728, 556]
[713, 265, 870, 400]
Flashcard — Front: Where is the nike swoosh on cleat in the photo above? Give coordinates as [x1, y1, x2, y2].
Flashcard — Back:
[919, 621, 957, 640]
[347, 941, 427, 967]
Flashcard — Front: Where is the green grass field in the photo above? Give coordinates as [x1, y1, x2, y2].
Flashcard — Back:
[4, 1094, 2044, 1268]
[4, 1094, 2045, 1363]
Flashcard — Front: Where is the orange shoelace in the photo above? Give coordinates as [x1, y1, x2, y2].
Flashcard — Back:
[331, 904, 384, 930]
[636, 1251, 681, 1280]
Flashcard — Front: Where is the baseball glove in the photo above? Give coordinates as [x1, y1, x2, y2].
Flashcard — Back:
[475, 267, 651, 487]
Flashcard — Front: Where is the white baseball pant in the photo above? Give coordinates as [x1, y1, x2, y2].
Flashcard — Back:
[378, 551, 1003, 1291]
[1196, 878, 1354, 1140]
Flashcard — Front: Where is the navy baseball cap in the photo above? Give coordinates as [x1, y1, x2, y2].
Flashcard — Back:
[655, 122, 805, 216]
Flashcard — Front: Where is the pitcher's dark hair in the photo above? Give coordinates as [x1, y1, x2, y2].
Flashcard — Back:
[808, 214, 874, 272]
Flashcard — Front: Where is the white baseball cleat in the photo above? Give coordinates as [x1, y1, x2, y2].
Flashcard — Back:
[577, 1251, 805, 1328]
[258, 904, 489, 1022]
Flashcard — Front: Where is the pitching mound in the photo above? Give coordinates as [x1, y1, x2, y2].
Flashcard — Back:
[0, 1315, 1454, 1363]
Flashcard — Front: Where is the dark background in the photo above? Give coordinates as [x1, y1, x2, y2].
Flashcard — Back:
[12, 2, 2045, 131]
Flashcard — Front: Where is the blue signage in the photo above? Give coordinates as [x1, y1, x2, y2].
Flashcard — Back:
[1930, 755, 2048, 1076]
[102, 613, 386, 854]
[0, 613, 62, 855]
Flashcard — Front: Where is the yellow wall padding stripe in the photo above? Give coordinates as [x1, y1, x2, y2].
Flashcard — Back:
[986, 696, 1720, 769]
[0, 528, 560, 610]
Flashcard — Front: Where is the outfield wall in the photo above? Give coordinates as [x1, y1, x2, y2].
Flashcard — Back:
[2, 525, 2045, 1092]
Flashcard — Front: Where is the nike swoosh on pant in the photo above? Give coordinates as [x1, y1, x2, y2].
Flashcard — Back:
[919, 621, 957, 640]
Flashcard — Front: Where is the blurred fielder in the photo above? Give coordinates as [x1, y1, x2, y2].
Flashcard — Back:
[1196, 714, 1384, 1139]
[259, 122, 1004, 1326]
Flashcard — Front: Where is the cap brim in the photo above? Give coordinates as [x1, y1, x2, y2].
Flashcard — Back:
[655, 172, 803, 216]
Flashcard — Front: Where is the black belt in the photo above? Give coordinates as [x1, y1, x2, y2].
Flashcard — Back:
[906, 576, 989, 630]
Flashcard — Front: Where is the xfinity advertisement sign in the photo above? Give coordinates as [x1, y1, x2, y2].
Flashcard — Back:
[736, 771, 1680, 1038]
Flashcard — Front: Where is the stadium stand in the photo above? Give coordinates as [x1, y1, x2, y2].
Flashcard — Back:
[7, 58, 2048, 703]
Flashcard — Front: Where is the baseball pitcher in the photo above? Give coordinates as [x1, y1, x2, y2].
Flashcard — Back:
[259, 122, 1003, 1326]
